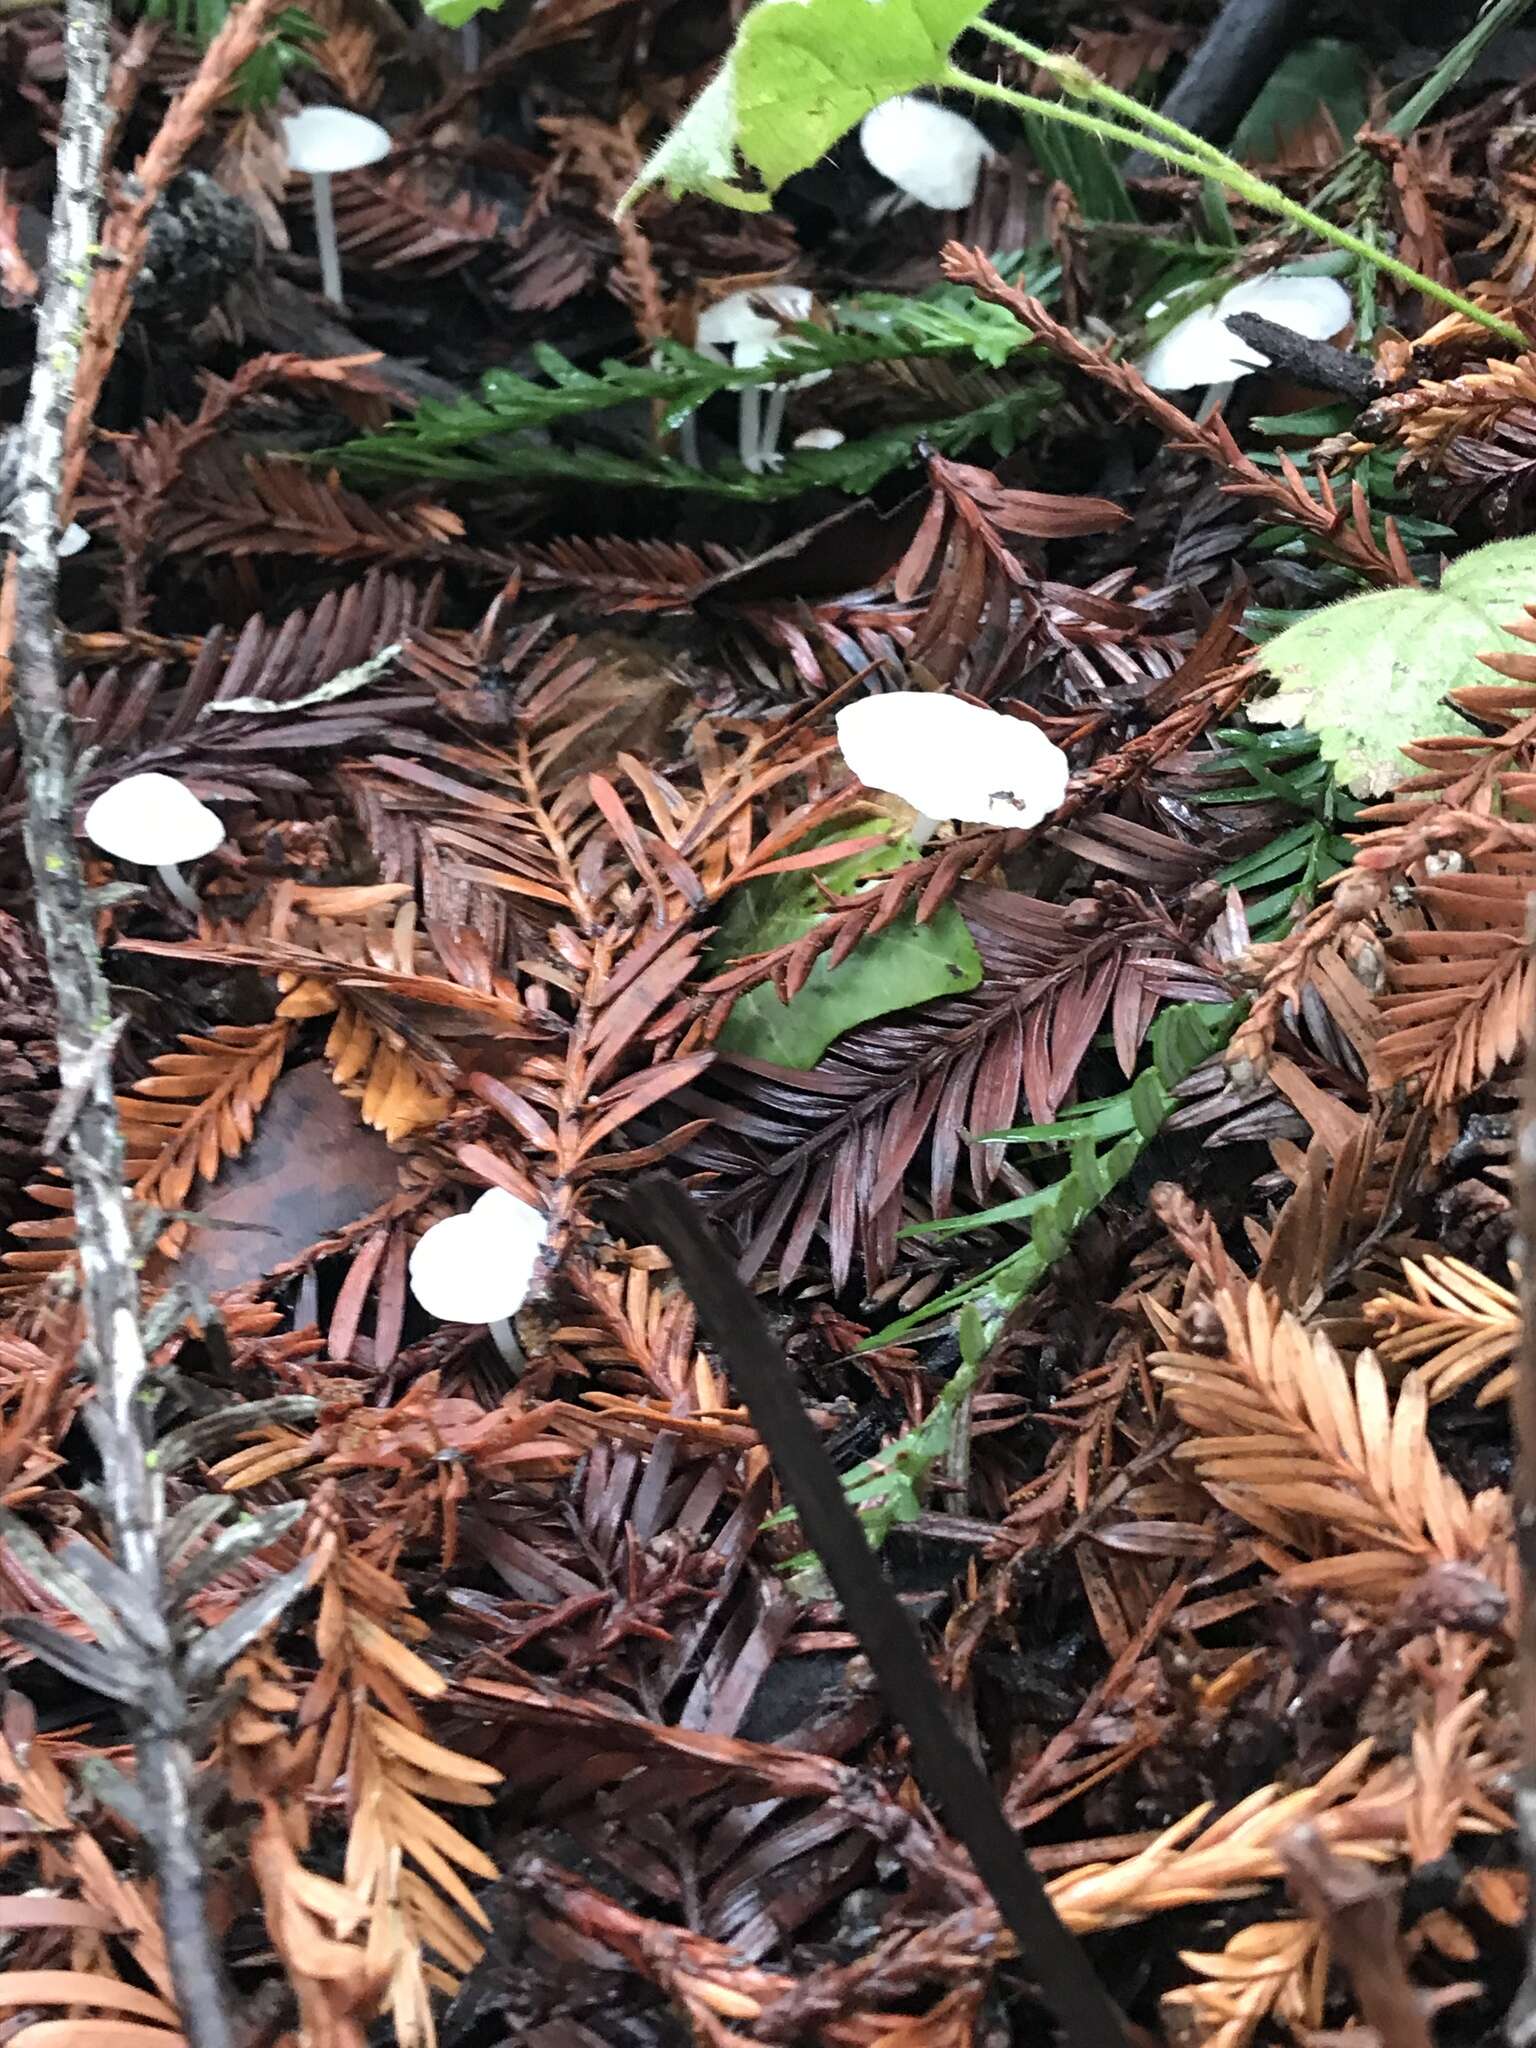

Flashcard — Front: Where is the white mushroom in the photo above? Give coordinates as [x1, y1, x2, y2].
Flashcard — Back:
[408, 1185, 547, 1368]
[1139, 270, 1352, 395]
[793, 427, 846, 452]
[696, 286, 825, 474]
[859, 96, 994, 211]
[58, 522, 90, 557]
[836, 691, 1070, 844]
[82, 771, 224, 915]
[281, 107, 392, 312]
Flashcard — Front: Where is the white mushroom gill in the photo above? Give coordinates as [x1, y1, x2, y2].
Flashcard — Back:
[836, 692, 1071, 844]
[82, 771, 225, 915]
[281, 107, 392, 312]
[408, 1185, 548, 1368]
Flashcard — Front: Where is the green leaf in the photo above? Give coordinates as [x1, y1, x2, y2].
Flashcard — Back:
[127, 0, 321, 111]
[705, 831, 982, 1068]
[1231, 39, 1369, 163]
[424, 0, 496, 23]
[622, 0, 986, 213]
[1252, 537, 1536, 795]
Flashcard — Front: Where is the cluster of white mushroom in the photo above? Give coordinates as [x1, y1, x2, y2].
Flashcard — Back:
[695, 285, 830, 474]
[835, 691, 1070, 842]
[408, 1186, 547, 1363]
[674, 98, 995, 476]
[401, 699, 1061, 1352]
[850, 97, 1351, 412]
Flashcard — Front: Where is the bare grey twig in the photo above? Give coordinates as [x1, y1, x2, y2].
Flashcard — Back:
[5, 0, 234, 2040]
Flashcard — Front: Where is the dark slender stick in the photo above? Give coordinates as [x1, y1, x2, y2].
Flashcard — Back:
[1221, 313, 1375, 405]
[636, 1175, 1131, 2048]
[6, 3, 233, 2042]
[1123, 0, 1311, 172]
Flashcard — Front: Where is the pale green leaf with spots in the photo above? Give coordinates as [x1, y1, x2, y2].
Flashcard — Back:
[1250, 537, 1536, 795]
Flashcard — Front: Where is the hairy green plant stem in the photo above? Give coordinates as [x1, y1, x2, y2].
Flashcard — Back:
[952, 35, 1525, 347]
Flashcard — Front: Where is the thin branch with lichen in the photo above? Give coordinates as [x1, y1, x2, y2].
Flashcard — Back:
[4, 0, 235, 2039]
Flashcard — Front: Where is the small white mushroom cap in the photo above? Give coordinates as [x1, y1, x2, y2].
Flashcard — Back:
[859, 96, 993, 211]
[793, 427, 846, 451]
[836, 692, 1070, 829]
[82, 772, 224, 866]
[281, 106, 392, 176]
[58, 522, 90, 557]
[697, 285, 813, 352]
[408, 1186, 546, 1325]
[1140, 271, 1352, 391]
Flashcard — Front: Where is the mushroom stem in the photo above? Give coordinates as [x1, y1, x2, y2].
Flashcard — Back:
[907, 814, 939, 849]
[1196, 379, 1235, 424]
[677, 413, 701, 468]
[461, 19, 480, 67]
[487, 1317, 523, 1371]
[760, 385, 788, 469]
[155, 862, 201, 915]
[311, 171, 345, 310]
[738, 384, 763, 473]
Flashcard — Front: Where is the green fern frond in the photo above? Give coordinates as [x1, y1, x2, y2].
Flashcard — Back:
[871, 999, 1242, 1349]
[323, 284, 1057, 497]
[773, 1304, 992, 1590]
[1191, 725, 1356, 936]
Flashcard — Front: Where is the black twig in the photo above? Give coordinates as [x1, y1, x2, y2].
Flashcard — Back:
[1282, 1825, 1432, 2048]
[636, 1174, 1132, 2048]
[5, 1, 233, 2041]
[1222, 312, 1376, 405]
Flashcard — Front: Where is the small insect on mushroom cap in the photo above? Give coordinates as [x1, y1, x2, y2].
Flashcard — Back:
[281, 106, 392, 176]
[408, 1186, 547, 1326]
[859, 95, 993, 211]
[836, 692, 1070, 830]
[81, 772, 225, 866]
